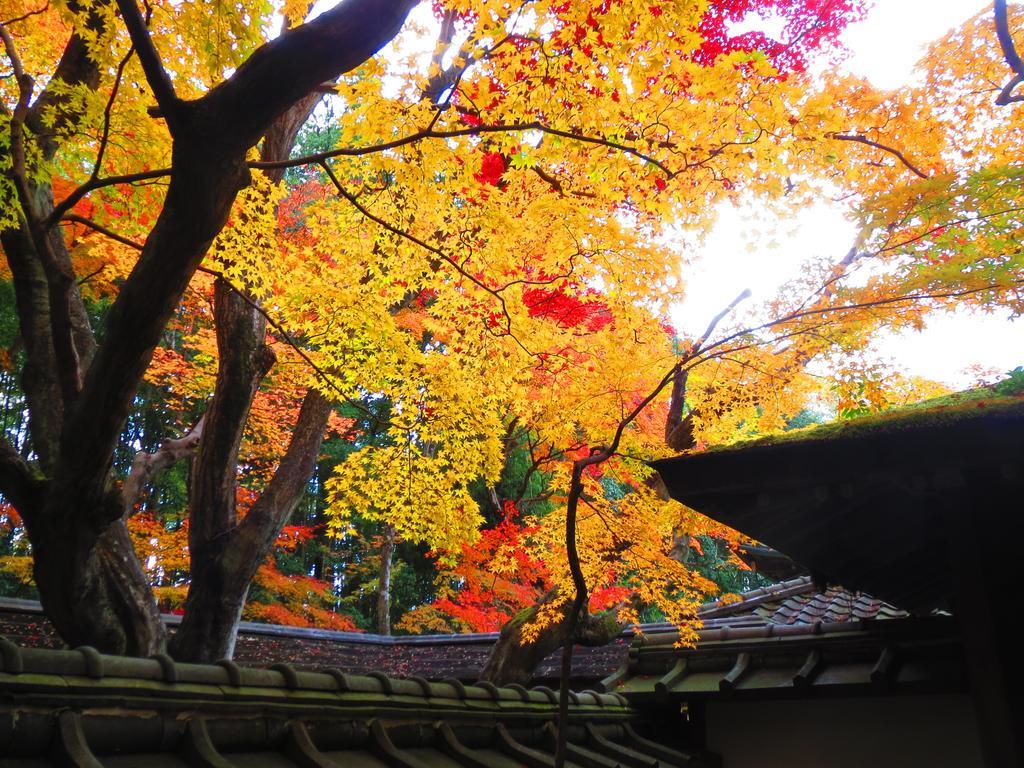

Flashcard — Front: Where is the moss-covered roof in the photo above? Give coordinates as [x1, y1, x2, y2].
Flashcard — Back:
[0, 637, 717, 766]
[650, 373, 1024, 616]
[702, 372, 1024, 454]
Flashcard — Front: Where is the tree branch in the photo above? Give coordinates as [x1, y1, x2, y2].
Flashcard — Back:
[198, 0, 418, 153]
[0, 22, 33, 117]
[995, 0, 1024, 83]
[830, 133, 928, 179]
[320, 161, 518, 336]
[997, 73, 1024, 105]
[53, 1, 417, 518]
[122, 416, 204, 518]
[695, 288, 753, 352]
[553, 286, 752, 767]
[0, 438, 41, 514]
[114, 0, 180, 128]
[90, 44, 135, 182]
[189, 280, 276, 542]
[1, 2, 49, 27]
[664, 367, 695, 451]
[46, 168, 171, 227]
[61, 214, 144, 250]
[994, 0, 1024, 106]
[251, 121, 672, 176]
[238, 388, 331, 551]
[25, 1, 109, 152]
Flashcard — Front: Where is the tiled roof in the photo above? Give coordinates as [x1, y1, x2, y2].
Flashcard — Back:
[698, 575, 909, 627]
[0, 638, 714, 766]
[0, 577, 908, 687]
[0, 597, 627, 686]
[601, 615, 965, 702]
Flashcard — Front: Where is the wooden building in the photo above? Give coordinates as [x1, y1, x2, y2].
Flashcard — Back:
[647, 391, 1023, 767]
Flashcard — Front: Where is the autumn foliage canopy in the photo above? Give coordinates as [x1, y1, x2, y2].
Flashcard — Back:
[0, 0, 1021, 658]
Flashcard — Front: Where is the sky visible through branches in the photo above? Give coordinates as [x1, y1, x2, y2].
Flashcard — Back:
[675, 0, 1021, 388]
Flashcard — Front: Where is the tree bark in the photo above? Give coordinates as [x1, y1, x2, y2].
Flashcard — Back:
[123, 417, 205, 518]
[26, 508, 166, 655]
[376, 523, 396, 635]
[0, 13, 166, 656]
[170, 389, 332, 661]
[49, 0, 416, 564]
[480, 589, 623, 686]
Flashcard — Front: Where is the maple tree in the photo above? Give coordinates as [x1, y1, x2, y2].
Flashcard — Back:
[400, 501, 554, 634]
[0, 0, 1020, 681]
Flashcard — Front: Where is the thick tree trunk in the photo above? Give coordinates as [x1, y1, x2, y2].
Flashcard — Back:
[169, 279, 275, 662]
[2, 183, 164, 657]
[376, 523, 396, 635]
[167, 530, 255, 661]
[480, 589, 623, 685]
[170, 389, 332, 661]
[168, 94, 327, 662]
[29, 515, 166, 655]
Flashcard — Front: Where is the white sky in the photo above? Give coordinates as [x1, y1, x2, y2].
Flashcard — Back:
[670, 0, 1022, 388]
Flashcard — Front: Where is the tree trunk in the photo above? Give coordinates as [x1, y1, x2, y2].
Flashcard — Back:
[169, 389, 332, 661]
[167, 93, 328, 661]
[480, 589, 623, 685]
[376, 523, 396, 635]
[4, 186, 166, 658]
[29, 515, 166, 655]
[167, 530, 256, 661]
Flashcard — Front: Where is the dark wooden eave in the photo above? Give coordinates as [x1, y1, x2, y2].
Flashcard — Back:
[651, 403, 1024, 615]
[603, 616, 964, 704]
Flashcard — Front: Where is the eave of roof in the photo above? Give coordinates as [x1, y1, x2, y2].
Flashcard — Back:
[0, 576, 906, 692]
[601, 615, 964, 703]
[0, 638, 715, 766]
[650, 397, 1024, 614]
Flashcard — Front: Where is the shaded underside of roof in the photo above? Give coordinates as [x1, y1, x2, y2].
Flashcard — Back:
[601, 616, 965, 704]
[651, 404, 1024, 615]
[0, 641, 712, 767]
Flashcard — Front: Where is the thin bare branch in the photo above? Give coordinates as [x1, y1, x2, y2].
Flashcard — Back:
[251, 121, 673, 176]
[194, 266, 381, 425]
[319, 160, 518, 336]
[830, 133, 928, 179]
[997, 73, 1024, 105]
[61, 214, 144, 250]
[553, 287, 749, 766]
[91, 45, 135, 182]
[694, 281, 1024, 365]
[114, 0, 180, 126]
[47, 168, 171, 226]
[1, 2, 49, 26]
[694, 288, 753, 353]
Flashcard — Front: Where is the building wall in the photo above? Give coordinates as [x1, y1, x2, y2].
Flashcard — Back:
[704, 694, 983, 768]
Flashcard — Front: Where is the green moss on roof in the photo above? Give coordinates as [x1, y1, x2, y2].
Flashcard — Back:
[699, 370, 1024, 455]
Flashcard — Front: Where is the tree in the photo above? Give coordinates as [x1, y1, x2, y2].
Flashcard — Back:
[1, 0, 1020, 667]
[0, 0, 417, 657]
